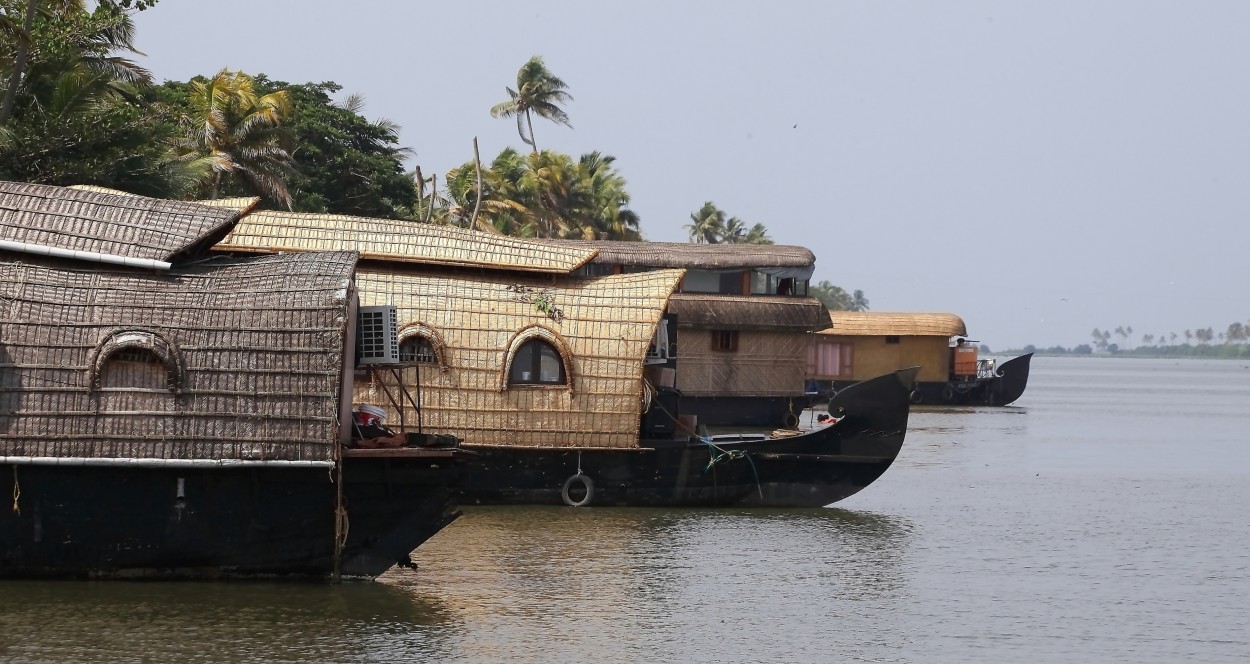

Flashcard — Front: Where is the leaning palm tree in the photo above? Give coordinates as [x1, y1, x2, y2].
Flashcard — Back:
[175, 69, 294, 207]
[489, 56, 572, 153]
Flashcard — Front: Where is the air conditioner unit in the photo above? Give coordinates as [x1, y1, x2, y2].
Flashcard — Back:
[357, 305, 399, 365]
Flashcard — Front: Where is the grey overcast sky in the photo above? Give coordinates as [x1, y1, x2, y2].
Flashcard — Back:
[132, 1, 1250, 350]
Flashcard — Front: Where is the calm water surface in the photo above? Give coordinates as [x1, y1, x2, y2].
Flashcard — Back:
[2, 357, 1248, 663]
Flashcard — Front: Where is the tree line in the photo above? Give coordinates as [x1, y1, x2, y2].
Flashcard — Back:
[1003, 319, 1250, 357]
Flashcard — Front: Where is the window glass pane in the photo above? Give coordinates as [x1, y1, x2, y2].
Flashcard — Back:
[682, 270, 720, 293]
[718, 271, 744, 294]
[750, 271, 770, 294]
[538, 344, 563, 382]
[510, 343, 535, 383]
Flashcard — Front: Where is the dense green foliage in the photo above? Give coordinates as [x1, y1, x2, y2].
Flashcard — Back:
[441, 147, 641, 239]
[268, 81, 416, 218]
[0, 0, 190, 195]
[810, 280, 870, 311]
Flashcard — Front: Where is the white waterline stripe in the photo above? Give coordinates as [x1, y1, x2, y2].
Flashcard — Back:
[1, 456, 333, 469]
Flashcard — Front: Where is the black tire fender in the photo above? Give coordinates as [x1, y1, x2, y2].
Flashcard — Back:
[561, 473, 595, 507]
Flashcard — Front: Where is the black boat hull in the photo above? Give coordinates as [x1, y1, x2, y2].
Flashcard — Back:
[459, 368, 915, 508]
[0, 451, 462, 580]
[828, 353, 1033, 407]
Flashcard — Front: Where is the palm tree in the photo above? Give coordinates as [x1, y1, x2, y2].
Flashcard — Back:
[721, 217, 746, 243]
[445, 147, 642, 240]
[489, 56, 572, 153]
[686, 201, 726, 244]
[576, 151, 641, 240]
[742, 223, 773, 245]
[849, 290, 870, 312]
[175, 69, 294, 207]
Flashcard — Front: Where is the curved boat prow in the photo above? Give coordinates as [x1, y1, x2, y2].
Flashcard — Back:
[990, 352, 1032, 405]
[828, 366, 918, 434]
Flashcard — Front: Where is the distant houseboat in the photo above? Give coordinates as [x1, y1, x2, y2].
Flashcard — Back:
[0, 182, 464, 580]
[808, 311, 1032, 406]
[214, 212, 914, 507]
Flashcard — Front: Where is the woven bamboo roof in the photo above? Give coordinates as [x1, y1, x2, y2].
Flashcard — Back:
[354, 268, 684, 449]
[219, 210, 598, 274]
[0, 250, 358, 462]
[194, 196, 262, 214]
[546, 239, 814, 269]
[820, 311, 968, 337]
[68, 185, 261, 216]
[667, 294, 831, 331]
[2, 181, 241, 262]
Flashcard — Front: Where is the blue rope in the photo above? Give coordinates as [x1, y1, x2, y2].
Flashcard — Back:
[698, 435, 764, 500]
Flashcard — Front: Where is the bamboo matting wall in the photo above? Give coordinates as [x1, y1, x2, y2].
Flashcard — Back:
[219, 210, 598, 274]
[0, 251, 356, 461]
[674, 330, 808, 397]
[813, 335, 953, 382]
[1, 181, 240, 262]
[354, 268, 683, 449]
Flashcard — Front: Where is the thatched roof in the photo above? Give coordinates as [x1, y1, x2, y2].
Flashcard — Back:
[68, 185, 262, 216]
[2, 181, 240, 263]
[355, 268, 684, 448]
[0, 251, 358, 463]
[219, 210, 598, 274]
[545, 239, 815, 269]
[821, 311, 968, 337]
[193, 196, 262, 214]
[667, 294, 831, 331]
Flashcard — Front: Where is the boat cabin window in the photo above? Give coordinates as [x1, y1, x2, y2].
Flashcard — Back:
[749, 272, 809, 296]
[509, 339, 566, 385]
[712, 330, 739, 352]
[100, 347, 169, 390]
[681, 269, 746, 295]
[399, 335, 436, 364]
[807, 341, 853, 378]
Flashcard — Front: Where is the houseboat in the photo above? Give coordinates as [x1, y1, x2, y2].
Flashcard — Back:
[214, 211, 915, 507]
[549, 239, 830, 428]
[0, 182, 465, 580]
[808, 311, 1032, 406]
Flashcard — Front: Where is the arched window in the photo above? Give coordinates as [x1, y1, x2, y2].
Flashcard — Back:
[399, 335, 436, 364]
[396, 323, 446, 370]
[91, 330, 183, 393]
[509, 339, 566, 385]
